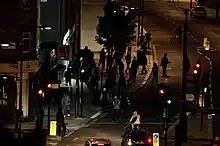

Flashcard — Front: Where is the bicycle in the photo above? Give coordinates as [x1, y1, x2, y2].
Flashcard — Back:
[170, 35, 179, 44]
[60, 123, 70, 139]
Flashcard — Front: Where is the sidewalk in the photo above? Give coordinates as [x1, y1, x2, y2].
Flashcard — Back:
[161, 113, 212, 146]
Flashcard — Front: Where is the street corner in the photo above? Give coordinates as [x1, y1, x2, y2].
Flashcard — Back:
[161, 112, 191, 138]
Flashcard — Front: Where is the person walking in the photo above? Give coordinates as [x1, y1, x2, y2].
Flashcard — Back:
[14, 106, 23, 133]
[112, 96, 120, 122]
[130, 57, 138, 84]
[160, 53, 171, 77]
[140, 51, 147, 74]
[125, 52, 131, 74]
[61, 92, 71, 117]
[99, 48, 106, 70]
[56, 106, 66, 136]
[152, 63, 159, 88]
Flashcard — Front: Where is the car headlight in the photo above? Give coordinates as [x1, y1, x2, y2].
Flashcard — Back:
[127, 141, 132, 145]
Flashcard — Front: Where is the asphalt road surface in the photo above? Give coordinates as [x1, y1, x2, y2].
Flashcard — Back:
[57, 74, 182, 146]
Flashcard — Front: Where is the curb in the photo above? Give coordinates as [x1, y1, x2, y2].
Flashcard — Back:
[48, 111, 104, 146]
[64, 111, 103, 138]
[160, 112, 191, 137]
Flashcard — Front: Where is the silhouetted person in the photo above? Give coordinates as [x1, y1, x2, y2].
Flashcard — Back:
[130, 57, 138, 84]
[160, 53, 171, 77]
[14, 106, 23, 133]
[106, 54, 112, 72]
[141, 51, 147, 74]
[56, 107, 66, 136]
[36, 105, 44, 130]
[125, 52, 131, 74]
[152, 63, 159, 87]
[99, 48, 106, 70]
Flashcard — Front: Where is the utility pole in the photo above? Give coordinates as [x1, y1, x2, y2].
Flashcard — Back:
[80, 76, 84, 117]
[76, 0, 82, 118]
[137, 0, 141, 46]
[165, 107, 168, 146]
[216, 0, 219, 20]
[179, 8, 189, 143]
[140, 0, 144, 41]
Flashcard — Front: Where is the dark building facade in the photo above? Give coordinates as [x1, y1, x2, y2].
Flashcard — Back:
[0, 0, 37, 120]
[40, 0, 77, 84]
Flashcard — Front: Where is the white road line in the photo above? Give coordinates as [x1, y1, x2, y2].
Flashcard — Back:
[72, 137, 79, 141]
[92, 122, 164, 125]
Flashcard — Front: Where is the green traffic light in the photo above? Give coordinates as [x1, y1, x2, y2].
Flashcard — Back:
[167, 100, 171, 104]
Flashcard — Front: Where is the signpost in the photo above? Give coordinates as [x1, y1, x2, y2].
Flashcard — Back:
[57, 45, 70, 60]
[153, 133, 159, 146]
[203, 38, 207, 47]
[186, 94, 194, 101]
[18, 60, 39, 72]
[205, 41, 210, 50]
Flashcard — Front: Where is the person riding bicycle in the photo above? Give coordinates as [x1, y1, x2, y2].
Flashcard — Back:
[173, 25, 182, 43]
[129, 111, 140, 131]
[56, 106, 66, 136]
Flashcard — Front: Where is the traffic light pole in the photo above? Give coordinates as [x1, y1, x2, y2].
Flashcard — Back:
[179, 8, 189, 142]
[80, 80, 83, 117]
[140, 0, 144, 41]
[165, 107, 168, 146]
[76, 0, 82, 118]
[47, 89, 51, 136]
[137, 0, 141, 46]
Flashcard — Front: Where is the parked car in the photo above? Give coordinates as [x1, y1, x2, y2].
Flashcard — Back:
[190, 6, 207, 18]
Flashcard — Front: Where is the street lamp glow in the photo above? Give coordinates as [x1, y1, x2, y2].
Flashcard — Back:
[81, 69, 85, 73]
[0, 43, 9, 47]
[130, 7, 135, 10]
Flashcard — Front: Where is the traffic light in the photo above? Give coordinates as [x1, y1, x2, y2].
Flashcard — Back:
[158, 83, 172, 105]
[167, 99, 172, 105]
[159, 89, 165, 96]
[38, 89, 43, 95]
[81, 69, 85, 73]
[47, 84, 52, 88]
[193, 61, 201, 84]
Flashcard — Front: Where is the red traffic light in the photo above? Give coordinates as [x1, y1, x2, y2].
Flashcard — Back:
[147, 137, 152, 144]
[38, 90, 43, 95]
[196, 63, 200, 68]
[47, 84, 52, 88]
[159, 89, 164, 95]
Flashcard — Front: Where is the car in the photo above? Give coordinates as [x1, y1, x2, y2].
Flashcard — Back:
[121, 130, 153, 146]
[190, 6, 207, 18]
[85, 138, 112, 146]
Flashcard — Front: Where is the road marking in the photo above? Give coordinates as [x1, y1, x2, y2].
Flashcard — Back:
[92, 122, 165, 125]
[72, 137, 79, 141]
